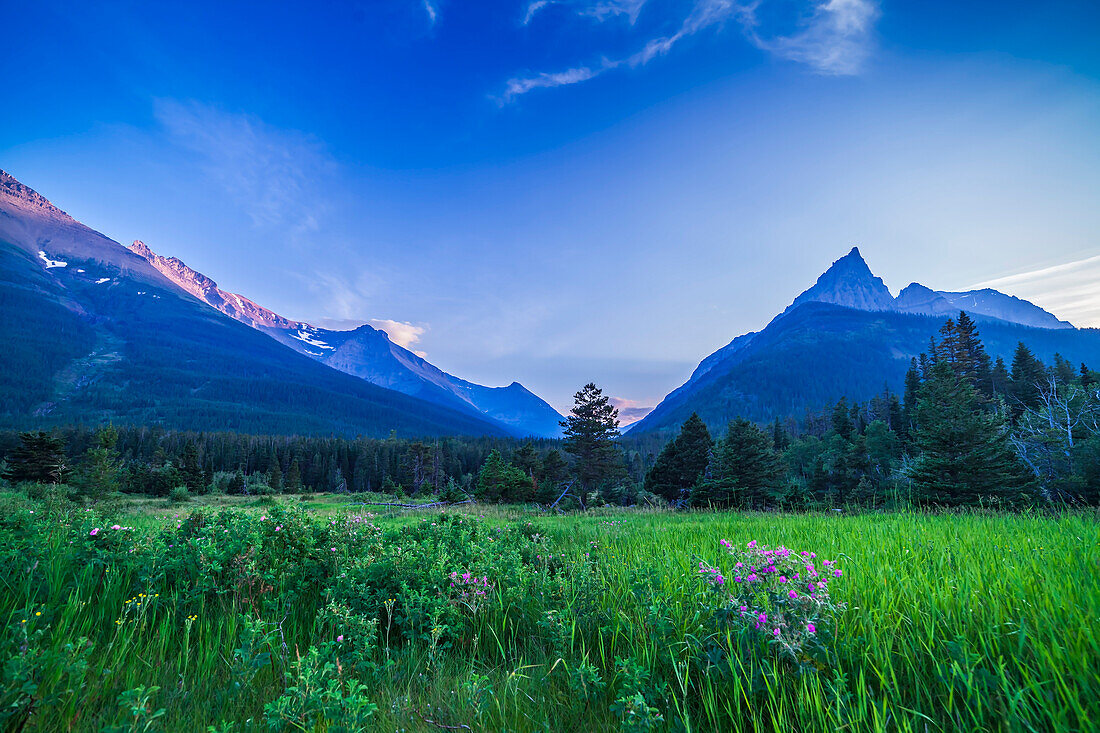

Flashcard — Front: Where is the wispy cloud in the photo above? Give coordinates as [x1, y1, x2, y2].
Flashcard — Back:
[523, 0, 647, 25]
[736, 0, 879, 75]
[971, 253, 1100, 326]
[502, 0, 878, 101]
[154, 99, 336, 235]
[423, 0, 438, 25]
[610, 397, 654, 426]
[370, 319, 429, 356]
[501, 66, 600, 103]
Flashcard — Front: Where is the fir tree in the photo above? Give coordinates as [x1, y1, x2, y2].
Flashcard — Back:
[3, 431, 67, 484]
[76, 425, 122, 498]
[906, 360, 1034, 506]
[694, 419, 784, 509]
[1011, 342, 1046, 410]
[285, 459, 303, 493]
[561, 383, 622, 501]
[643, 413, 713, 502]
[476, 450, 531, 503]
[179, 442, 204, 494]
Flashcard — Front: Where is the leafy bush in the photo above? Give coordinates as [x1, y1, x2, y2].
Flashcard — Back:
[168, 486, 190, 503]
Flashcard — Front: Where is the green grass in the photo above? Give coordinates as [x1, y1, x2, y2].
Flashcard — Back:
[1, 492, 1098, 732]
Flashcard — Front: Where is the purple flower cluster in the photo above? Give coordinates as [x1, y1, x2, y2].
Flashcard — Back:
[700, 539, 846, 662]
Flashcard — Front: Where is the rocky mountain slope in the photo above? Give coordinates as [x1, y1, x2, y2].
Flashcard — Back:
[126, 240, 563, 437]
[0, 169, 512, 438]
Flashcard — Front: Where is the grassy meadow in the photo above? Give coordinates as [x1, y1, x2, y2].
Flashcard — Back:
[1, 491, 1098, 732]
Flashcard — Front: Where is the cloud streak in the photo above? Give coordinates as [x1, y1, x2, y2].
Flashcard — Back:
[154, 99, 336, 236]
[523, 0, 647, 25]
[502, 0, 878, 101]
[971, 253, 1100, 326]
[736, 0, 879, 75]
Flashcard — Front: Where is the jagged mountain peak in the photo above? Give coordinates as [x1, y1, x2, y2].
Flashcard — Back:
[0, 169, 75, 222]
[785, 246, 895, 315]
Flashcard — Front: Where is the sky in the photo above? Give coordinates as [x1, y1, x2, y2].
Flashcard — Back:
[4, 0, 1100, 420]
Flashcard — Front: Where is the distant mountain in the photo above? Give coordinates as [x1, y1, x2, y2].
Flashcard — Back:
[632, 247, 1099, 434]
[0, 169, 512, 438]
[126, 240, 562, 438]
[783, 247, 895, 314]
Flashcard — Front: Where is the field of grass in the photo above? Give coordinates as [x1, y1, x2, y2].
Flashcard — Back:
[1, 491, 1098, 732]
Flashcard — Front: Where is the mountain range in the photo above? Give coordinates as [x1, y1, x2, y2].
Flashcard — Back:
[630, 247, 1100, 434]
[125, 240, 562, 437]
[0, 169, 560, 438]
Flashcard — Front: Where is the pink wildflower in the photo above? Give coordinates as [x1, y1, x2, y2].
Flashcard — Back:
[90, 528, 99, 536]
[807, 623, 816, 633]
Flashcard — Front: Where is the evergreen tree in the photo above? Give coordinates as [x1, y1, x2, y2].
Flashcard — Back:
[475, 450, 531, 503]
[76, 425, 122, 498]
[903, 358, 921, 437]
[831, 398, 853, 440]
[694, 419, 784, 509]
[906, 360, 1034, 506]
[179, 442, 204, 494]
[285, 459, 303, 493]
[267, 460, 283, 493]
[227, 469, 246, 495]
[643, 413, 713, 502]
[991, 356, 1011, 398]
[1011, 342, 1046, 410]
[771, 418, 790, 451]
[3, 431, 67, 484]
[537, 449, 569, 503]
[561, 383, 622, 502]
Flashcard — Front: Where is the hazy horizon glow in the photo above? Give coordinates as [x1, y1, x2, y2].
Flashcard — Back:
[3, 1, 1099, 415]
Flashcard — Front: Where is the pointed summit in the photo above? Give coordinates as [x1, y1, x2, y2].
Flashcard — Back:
[784, 246, 895, 315]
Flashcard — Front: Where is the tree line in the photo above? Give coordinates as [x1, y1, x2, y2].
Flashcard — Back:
[643, 312, 1100, 509]
[5, 312, 1100, 509]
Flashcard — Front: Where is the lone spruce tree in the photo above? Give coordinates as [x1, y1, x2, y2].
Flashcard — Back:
[562, 383, 622, 504]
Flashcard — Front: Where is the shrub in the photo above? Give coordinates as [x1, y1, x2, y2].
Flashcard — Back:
[698, 539, 846, 669]
[168, 486, 191, 504]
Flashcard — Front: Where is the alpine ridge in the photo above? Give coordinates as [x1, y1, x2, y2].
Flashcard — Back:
[0, 169, 517, 438]
[630, 247, 1098, 434]
[126, 240, 563, 438]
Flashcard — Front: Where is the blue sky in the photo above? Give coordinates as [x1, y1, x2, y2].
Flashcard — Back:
[4, 0, 1100, 418]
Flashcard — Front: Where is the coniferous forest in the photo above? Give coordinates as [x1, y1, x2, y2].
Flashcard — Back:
[6, 312, 1100, 510]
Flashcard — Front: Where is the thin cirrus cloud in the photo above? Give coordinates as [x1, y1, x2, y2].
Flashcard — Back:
[423, 0, 438, 25]
[523, 0, 648, 25]
[970, 253, 1100, 327]
[153, 98, 336, 237]
[502, 0, 879, 102]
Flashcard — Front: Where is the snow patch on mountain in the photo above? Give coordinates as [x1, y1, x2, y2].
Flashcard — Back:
[292, 329, 334, 350]
[38, 251, 67, 269]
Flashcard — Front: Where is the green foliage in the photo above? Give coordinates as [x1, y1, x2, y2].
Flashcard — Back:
[167, 486, 191, 504]
[2, 431, 67, 484]
[0, 493, 1098, 731]
[907, 360, 1034, 506]
[475, 449, 532, 502]
[644, 413, 713, 503]
[562, 383, 623, 498]
[694, 419, 785, 509]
